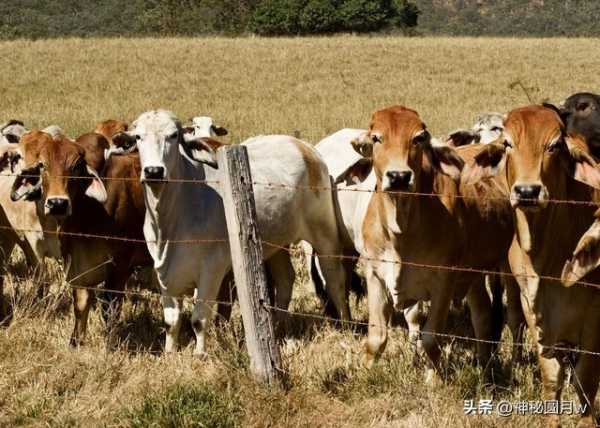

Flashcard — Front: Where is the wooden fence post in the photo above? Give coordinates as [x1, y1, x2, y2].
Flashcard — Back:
[217, 145, 282, 385]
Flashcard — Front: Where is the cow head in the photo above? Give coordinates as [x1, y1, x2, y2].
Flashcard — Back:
[131, 110, 181, 191]
[0, 120, 27, 145]
[189, 116, 228, 138]
[446, 112, 504, 147]
[351, 106, 463, 192]
[95, 119, 129, 142]
[559, 92, 600, 158]
[11, 130, 107, 219]
[464, 105, 600, 212]
[472, 112, 504, 145]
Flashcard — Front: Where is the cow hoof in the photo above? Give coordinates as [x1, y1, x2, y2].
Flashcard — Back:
[193, 350, 209, 359]
[424, 368, 442, 387]
[576, 416, 595, 428]
[361, 352, 377, 369]
[69, 336, 82, 348]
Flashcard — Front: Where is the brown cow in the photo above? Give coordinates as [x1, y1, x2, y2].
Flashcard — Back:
[12, 129, 151, 345]
[465, 105, 600, 427]
[350, 106, 515, 383]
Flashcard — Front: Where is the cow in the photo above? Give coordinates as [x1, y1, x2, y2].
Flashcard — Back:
[132, 109, 350, 355]
[188, 116, 228, 139]
[557, 92, 600, 159]
[343, 106, 515, 385]
[10, 129, 152, 345]
[446, 112, 505, 147]
[464, 105, 600, 427]
[0, 123, 63, 320]
[96, 119, 136, 159]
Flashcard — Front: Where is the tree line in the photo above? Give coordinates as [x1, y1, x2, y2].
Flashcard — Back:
[1, 0, 599, 39]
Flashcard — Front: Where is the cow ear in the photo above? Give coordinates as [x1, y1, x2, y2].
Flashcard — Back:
[112, 131, 136, 150]
[350, 132, 373, 158]
[562, 216, 600, 287]
[447, 130, 479, 147]
[461, 143, 507, 185]
[184, 137, 223, 168]
[423, 143, 464, 180]
[0, 146, 21, 173]
[334, 157, 373, 185]
[84, 165, 107, 203]
[565, 134, 600, 189]
[543, 102, 570, 125]
[211, 124, 228, 137]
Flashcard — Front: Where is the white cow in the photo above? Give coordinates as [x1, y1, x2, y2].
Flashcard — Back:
[312, 128, 425, 345]
[447, 112, 505, 146]
[189, 116, 228, 139]
[132, 110, 349, 354]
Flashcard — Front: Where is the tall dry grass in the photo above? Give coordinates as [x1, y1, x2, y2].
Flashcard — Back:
[1, 37, 599, 427]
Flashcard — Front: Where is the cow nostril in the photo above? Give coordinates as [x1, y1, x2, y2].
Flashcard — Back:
[514, 184, 542, 202]
[144, 166, 165, 180]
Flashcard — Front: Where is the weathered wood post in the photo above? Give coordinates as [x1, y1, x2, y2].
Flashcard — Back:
[217, 145, 282, 385]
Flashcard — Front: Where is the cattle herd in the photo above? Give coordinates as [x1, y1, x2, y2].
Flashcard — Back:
[1, 92, 600, 426]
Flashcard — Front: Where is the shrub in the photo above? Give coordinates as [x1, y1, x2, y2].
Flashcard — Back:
[249, 0, 307, 35]
[337, 0, 395, 32]
[299, 0, 341, 33]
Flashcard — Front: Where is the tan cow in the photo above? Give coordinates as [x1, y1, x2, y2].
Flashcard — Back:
[465, 105, 600, 428]
[350, 106, 514, 383]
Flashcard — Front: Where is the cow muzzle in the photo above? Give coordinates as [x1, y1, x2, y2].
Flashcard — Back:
[383, 169, 414, 192]
[45, 197, 71, 217]
[142, 166, 165, 182]
[511, 183, 547, 209]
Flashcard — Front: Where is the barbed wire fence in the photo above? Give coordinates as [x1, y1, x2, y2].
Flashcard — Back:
[2, 145, 600, 383]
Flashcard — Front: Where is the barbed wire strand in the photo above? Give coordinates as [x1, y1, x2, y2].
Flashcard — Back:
[3, 172, 600, 207]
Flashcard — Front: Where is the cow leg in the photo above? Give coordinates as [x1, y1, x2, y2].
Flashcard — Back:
[404, 301, 424, 358]
[505, 275, 525, 367]
[214, 270, 235, 327]
[70, 287, 91, 346]
[538, 355, 565, 428]
[100, 262, 130, 332]
[190, 263, 227, 356]
[573, 353, 600, 428]
[162, 294, 183, 353]
[0, 238, 16, 324]
[363, 268, 392, 368]
[465, 282, 494, 375]
[265, 249, 294, 338]
[421, 279, 453, 385]
[310, 242, 349, 321]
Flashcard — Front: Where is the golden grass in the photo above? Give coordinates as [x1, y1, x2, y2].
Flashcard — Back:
[1, 36, 599, 427]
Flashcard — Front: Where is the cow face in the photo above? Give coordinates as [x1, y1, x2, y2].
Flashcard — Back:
[0, 120, 26, 145]
[560, 92, 600, 158]
[190, 116, 228, 138]
[464, 105, 600, 210]
[472, 112, 504, 145]
[352, 106, 463, 192]
[95, 119, 128, 142]
[132, 110, 182, 191]
[11, 131, 106, 219]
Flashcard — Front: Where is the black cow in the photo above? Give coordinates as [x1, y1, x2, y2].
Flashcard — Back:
[560, 92, 600, 159]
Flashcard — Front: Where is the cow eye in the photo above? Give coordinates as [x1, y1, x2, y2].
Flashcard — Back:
[135, 135, 141, 141]
[168, 131, 179, 140]
[413, 132, 429, 145]
[371, 134, 382, 144]
[490, 126, 503, 132]
[547, 138, 565, 153]
[503, 140, 513, 149]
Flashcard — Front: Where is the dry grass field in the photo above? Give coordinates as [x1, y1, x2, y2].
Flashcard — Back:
[1, 37, 600, 427]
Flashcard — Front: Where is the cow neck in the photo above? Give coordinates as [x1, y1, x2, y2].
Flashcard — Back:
[515, 176, 595, 274]
[142, 146, 221, 255]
